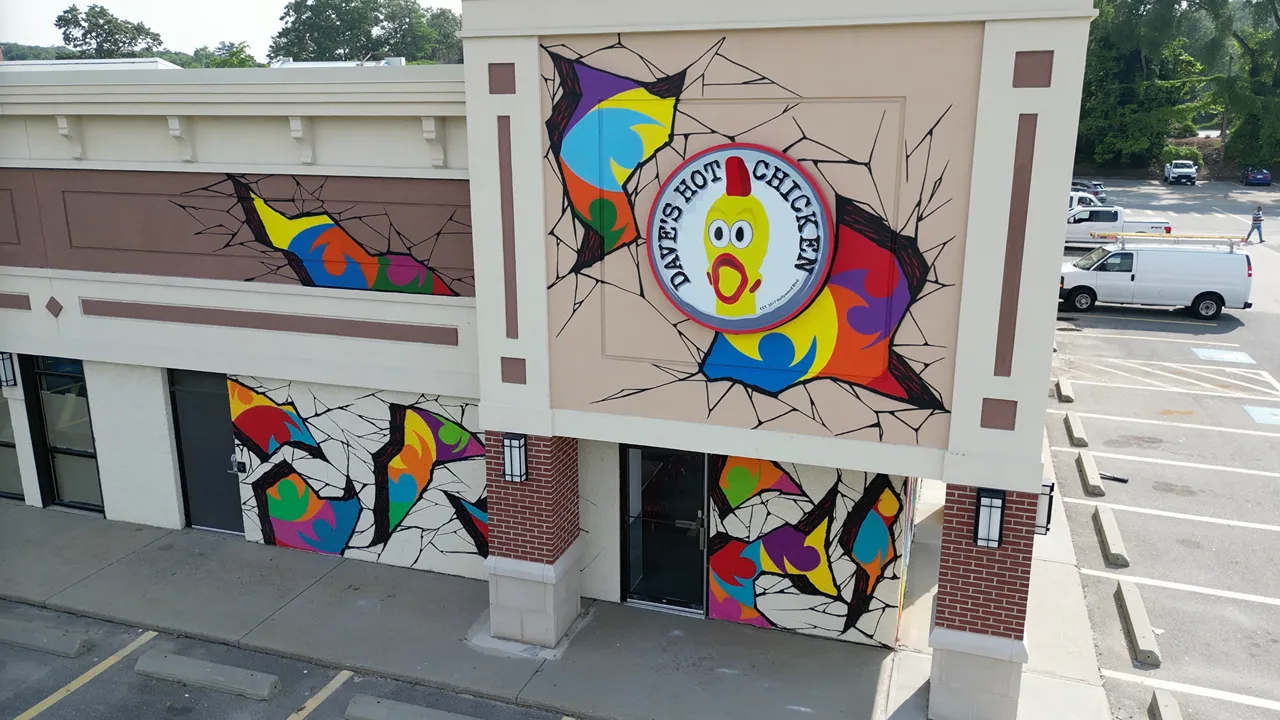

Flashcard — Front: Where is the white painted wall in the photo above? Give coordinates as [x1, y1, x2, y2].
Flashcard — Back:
[578, 439, 620, 602]
[0, 65, 469, 178]
[82, 361, 185, 528]
[944, 17, 1093, 494]
[0, 269, 479, 402]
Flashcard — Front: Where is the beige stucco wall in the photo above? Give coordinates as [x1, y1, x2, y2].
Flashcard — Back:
[541, 24, 981, 449]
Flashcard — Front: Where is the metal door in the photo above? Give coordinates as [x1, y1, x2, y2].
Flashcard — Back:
[170, 370, 242, 533]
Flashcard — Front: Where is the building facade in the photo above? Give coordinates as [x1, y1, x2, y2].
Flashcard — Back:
[0, 1, 1093, 717]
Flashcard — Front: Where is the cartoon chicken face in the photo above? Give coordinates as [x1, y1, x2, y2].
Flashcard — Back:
[705, 156, 770, 318]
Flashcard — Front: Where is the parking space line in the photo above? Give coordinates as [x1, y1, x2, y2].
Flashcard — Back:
[1061, 498, 1280, 533]
[1173, 365, 1280, 395]
[1102, 670, 1280, 712]
[1054, 332, 1239, 346]
[1068, 381, 1280, 402]
[1110, 359, 1229, 391]
[1080, 569, 1280, 607]
[15, 630, 158, 720]
[1045, 409, 1280, 438]
[1048, 446, 1280, 478]
[286, 669, 352, 720]
[1078, 361, 1182, 390]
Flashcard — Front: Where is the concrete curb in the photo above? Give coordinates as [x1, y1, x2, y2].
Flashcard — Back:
[1065, 411, 1090, 447]
[345, 694, 471, 720]
[1116, 581, 1162, 667]
[1056, 378, 1076, 403]
[0, 617, 90, 657]
[135, 649, 281, 700]
[1093, 506, 1130, 567]
[1148, 689, 1183, 720]
[1076, 450, 1106, 497]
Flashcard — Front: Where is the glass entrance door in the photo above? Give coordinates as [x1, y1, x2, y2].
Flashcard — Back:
[622, 446, 706, 612]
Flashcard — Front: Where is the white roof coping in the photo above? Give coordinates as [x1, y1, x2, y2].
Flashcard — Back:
[0, 57, 183, 71]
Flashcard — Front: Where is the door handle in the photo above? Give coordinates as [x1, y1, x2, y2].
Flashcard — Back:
[1130, 274, 1135, 281]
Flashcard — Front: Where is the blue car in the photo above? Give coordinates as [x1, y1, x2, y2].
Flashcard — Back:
[1241, 167, 1273, 186]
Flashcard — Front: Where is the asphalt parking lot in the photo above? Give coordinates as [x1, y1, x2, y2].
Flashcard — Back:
[0, 600, 563, 720]
[1051, 178, 1280, 720]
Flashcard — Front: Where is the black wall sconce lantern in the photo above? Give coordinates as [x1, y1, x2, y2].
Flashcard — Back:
[975, 488, 1006, 548]
[502, 433, 527, 483]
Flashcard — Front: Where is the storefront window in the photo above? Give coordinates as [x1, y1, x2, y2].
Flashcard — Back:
[0, 401, 22, 499]
[31, 357, 102, 509]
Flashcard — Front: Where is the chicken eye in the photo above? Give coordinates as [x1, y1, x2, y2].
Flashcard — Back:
[730, 220, 753, 248]
[708, 219, 730, 248]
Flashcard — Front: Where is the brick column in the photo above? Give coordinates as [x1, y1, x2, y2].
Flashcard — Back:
[482, 432, 582, 647]
[485, 432, 579, 562]
[928, 484, 1038, 720]
[935, 484, 1036, 639]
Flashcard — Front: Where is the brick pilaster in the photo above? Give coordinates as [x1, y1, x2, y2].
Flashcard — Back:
[935, 484, 1037, 640]
[484, 432, 579, 564]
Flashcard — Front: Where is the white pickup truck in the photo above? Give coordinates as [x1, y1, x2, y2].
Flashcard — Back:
[1163, 160, 1198, 185]
[1066, 206, 1171, 245]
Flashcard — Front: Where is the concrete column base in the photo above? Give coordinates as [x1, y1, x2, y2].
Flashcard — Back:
[484, 538, 582, 648]
[928, 626, 1029, 720]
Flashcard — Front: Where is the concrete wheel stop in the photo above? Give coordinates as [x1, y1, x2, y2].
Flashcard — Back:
[1149, 689, 1183, 720]
[1116, 581, 1162, 667]
[1075, 450, 1106, 497]
[1093, 505, 1130, 567]
[345, 694, 474, 720]
[0, 617, 91, 658]
[134, 649, 281, 700]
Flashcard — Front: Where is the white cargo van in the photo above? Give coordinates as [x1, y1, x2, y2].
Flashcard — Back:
[1059, 240, 1252, 320]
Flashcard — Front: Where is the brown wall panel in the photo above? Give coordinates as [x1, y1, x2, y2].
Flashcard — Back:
[4, 169, 475, 297]
[0, 170, 50, 267]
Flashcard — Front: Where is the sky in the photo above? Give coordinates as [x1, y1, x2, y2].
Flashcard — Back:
[0, 0, 462, 60]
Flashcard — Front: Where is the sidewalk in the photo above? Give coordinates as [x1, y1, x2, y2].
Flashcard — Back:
[0, 452, 1108, 720]
[0, 498, 892, 720]
[882, 464, 1112, 718]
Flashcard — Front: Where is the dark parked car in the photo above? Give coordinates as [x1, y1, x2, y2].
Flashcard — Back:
[1242, 167, 1273, 186]
[1071, 179, 1108, 204]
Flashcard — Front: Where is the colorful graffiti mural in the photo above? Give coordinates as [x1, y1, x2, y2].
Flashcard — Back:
[176, 174, 473, 295]
[544, 35, 961, 444]
[707, 457, 906, 646]
[229, 378, 489, 572]
[545, 53, 684, 274]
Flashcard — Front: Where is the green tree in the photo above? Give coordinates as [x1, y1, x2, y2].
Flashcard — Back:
[423, 6, 461, 63]
[379, 0, 435, 61]
[1075, 0, 1221, 169]
[268, 0, 382, 61]
[267, 0, 461, 63]
[0, 42, 68, 60]
[54, 4, 163, 58]
[208, 41, 260, 67]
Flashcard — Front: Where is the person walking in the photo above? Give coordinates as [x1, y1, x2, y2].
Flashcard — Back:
[1248, 206, 1266, 243]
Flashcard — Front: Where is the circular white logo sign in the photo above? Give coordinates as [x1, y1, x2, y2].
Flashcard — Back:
[647, 144, 834, 334]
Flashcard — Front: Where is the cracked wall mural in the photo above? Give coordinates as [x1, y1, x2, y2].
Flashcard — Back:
[0, 170, 475, 293]
[228, 377, 490, 578]
[707, 457, 909, 647]
[176, 173, 475, 295]
[543, 27, 981, 446]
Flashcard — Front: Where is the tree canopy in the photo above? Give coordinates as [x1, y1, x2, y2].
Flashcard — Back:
[267, 0, 461, 63]
[1076, 0, 1280, 171]
[9, 4, 261, 67]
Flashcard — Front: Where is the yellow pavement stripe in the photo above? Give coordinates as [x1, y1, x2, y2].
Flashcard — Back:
[286, 669, 353, 719]
[15, 630, 158, 720]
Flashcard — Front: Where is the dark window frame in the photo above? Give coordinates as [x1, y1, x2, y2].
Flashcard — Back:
[20, 355, 102, 512]
[0, 400, 20, 501]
